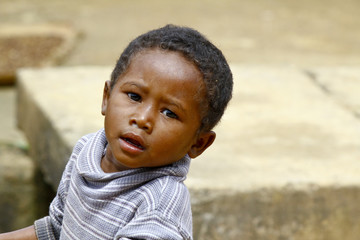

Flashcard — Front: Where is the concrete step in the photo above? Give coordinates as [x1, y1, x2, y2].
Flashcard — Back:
[17, 65, 360, 240]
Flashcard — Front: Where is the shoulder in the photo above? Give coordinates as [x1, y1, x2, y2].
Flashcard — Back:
[157, 176, 191, 217]
[64, 131, 98, 175]
[137, 175, 191, 220]
[129, 176, 192, 238]
[157, 177, 192, 237]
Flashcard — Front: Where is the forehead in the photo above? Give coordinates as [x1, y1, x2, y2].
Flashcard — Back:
[125, 49, 204, 95]
[131, 48, 201, 81]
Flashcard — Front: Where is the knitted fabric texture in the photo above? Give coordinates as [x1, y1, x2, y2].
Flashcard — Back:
[34, 129, 193, 240]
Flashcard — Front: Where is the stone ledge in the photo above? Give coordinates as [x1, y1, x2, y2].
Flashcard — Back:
[189, 66, 360, 191]
[16, 65, 360, 239]
[17, 67, 108, 186]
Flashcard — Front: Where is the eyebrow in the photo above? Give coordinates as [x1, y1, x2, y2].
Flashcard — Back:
[166, 98, 185, 113]
[122, 81, 149, 93]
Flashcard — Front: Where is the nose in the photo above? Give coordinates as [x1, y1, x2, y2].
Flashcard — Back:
[129, 104, 154, 133]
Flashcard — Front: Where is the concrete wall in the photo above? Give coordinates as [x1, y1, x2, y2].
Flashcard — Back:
[192, 187, 360, 240]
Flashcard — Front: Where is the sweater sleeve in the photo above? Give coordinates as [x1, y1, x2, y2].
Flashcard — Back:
[115, 210, 192, 240]
[34, 134, 91, 240]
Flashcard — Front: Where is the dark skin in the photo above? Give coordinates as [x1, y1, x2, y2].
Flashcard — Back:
[101, 49, 215, 173]
[0, 226, 37, 240]
[0, 49, 216, 239]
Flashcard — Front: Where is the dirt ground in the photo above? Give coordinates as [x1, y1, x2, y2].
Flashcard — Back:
[1, 0, 360, 67]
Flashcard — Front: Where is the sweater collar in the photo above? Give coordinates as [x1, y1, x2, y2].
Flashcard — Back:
[76, 128, 190, 185]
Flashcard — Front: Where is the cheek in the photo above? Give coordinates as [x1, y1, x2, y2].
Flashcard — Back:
[158, 124, 197, 149]
[105, 98, 130, 121]
[104, 108, 126, 136]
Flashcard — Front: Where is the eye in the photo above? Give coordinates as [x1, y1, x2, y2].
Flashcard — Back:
[162, 109, 178, 119]
[127, 92, 141, 102]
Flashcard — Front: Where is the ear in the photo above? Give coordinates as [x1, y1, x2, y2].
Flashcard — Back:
[188, 131, 216, 158]
[101, 81, 111, 116]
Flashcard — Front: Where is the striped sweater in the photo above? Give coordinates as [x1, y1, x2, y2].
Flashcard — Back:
[34, 129, 193, 240]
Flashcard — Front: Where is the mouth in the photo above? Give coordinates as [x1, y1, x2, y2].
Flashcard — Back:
[120, 132, 145, 151]
[121, 137, 145, 150]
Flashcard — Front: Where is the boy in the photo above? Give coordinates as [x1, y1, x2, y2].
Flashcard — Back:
[0, 24, 232, 240]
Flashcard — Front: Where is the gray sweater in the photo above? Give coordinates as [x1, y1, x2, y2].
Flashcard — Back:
[34, 129, 192, 240]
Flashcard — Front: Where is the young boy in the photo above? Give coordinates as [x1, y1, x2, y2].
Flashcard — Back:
[0, 24, 233, 240]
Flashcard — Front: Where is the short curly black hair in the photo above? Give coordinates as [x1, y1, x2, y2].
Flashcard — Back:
[110, 24, 233, 132]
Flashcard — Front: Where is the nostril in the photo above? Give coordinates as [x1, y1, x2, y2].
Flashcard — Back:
[129, 118, 136, 126]
[142, 122, 151, 131]
[129, 116, 152, 133]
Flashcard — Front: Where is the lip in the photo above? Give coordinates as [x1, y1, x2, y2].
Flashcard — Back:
[119, 132, 146, 155]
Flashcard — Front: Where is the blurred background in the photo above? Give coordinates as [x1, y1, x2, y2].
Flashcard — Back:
[1, 0, 360, 238]
[1, 0, 360, 67]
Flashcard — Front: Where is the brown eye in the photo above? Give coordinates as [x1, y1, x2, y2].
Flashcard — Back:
[162, 109, 178, 119]
[127, 92, 141, 102]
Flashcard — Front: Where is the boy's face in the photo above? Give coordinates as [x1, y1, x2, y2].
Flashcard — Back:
[101, 49, 215, 172]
